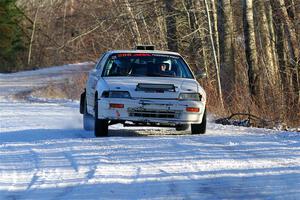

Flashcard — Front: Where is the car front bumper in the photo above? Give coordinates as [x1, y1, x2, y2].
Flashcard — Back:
[97, 98, 205, 124]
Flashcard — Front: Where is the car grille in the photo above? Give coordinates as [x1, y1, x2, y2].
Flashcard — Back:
[128, 109, 179, 119]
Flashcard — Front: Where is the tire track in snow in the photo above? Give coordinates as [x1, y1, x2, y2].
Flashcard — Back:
[134, 167, 142, 182]
[25, 149, 40, 191]
[85, 165, 97, 181]
[5, 145, 33, 193]
[63, 151, 79, 173]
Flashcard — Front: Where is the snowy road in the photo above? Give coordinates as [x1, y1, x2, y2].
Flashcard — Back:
[0, 65, 300, 199]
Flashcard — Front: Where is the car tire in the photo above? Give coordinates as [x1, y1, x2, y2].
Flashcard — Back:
[175, 124, 189, 131]
[94, 98, 108, 137]
[83, 97, 94, 131]
[191, 110, 206, 134]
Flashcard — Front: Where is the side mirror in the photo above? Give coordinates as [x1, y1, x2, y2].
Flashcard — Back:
[196, 72, 207, 79]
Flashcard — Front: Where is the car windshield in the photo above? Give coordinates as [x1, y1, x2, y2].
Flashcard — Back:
[102, 53, 194, 78]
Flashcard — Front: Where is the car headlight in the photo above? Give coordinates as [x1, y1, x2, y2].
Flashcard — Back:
[102, 91, 131, 98]
[179, 93, 201, 101]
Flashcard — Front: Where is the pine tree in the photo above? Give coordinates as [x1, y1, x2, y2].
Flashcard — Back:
[0, 0, 24, 72]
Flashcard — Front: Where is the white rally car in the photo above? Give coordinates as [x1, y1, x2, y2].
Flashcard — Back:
[80, 47, 207, 137]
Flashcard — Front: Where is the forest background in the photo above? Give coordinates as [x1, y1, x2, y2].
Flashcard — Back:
[0, 0, 299, 127]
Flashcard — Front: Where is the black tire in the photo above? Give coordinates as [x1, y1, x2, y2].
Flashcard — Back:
[94, 97, 108, 137]
[175, 124, 189, 131]
[191, 110, 207, 134]
[83, 97, 94, 131]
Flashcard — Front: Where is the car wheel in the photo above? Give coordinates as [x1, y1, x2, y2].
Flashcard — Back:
[83, 97, 94, 131]
[94, 98, 108, 137]
[191, 110, 206, 134]
[175, 124, 189, 131]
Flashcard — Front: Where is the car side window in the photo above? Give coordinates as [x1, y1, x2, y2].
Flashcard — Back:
[95, 53, 108, 70]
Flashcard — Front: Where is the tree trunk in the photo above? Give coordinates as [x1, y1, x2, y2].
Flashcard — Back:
[164, 0, 178, 52]
[287, 0, 300, 51]
[274, 0, 300, 104]
[292, 0, 300, 47]
[218, 0, 235, 97]
[70, 0, 75, 15]
[277, 21, 293, 110]
[266, 2, 279, 73]
[211, 0, 219, 64]
[185, 0, 203, 70]
[141, 13, 152, 45]
[242, 0, 262, 101]
[200, 0, 214, 76]
[204, 0, 224, 110]
[28, 6, 39, 65]
[276, 0, 299, 61]
[124, 0, 142, 45]
[256, 0, 279, 86]
[154, 0, 167, 49]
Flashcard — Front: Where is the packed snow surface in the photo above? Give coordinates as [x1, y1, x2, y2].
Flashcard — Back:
[0, 64, 300, 199]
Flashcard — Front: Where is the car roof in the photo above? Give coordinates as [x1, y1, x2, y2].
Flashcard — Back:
[105, 50, 181, 56]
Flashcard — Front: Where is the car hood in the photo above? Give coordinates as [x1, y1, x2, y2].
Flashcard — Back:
[102, 77, 199, 99]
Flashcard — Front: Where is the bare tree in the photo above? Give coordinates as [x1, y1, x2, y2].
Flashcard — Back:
[242, 0, 262, 100]
[204, 0, 224, 109]
[164, 0, 178, 52]
[185, 0, 203, 69]
[272, 0, 300, 104]
[210, 0, 219, 63]
[124, 0, 142, 45]
[27, 5, 39, 65]
[218, 0, 235, 98]
[256, 0, 279, 87]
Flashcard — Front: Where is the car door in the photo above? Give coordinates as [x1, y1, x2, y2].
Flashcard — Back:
[86, 52, 109, 114]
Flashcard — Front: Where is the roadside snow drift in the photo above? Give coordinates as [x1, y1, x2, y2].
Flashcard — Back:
[0, 64, 300, 199]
